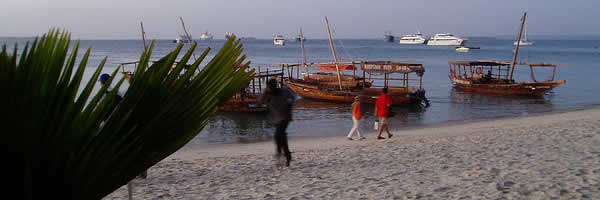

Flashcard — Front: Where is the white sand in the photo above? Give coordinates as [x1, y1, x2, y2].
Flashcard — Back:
[105, 107, 600, 199]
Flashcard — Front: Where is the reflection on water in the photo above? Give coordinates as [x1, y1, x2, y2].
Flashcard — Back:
[189, 98, 429, 146]
[3, 38, 588, 147]
[190, 112, 273, 146]
[188, 88, 565, 146]
[447, 88, 557, 121]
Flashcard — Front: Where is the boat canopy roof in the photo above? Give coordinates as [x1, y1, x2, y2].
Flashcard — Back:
[278, 60, 425, 73]
[317, 64, 356, 72]
[360, 61, 424, 73]
[449, 60, 558, 67]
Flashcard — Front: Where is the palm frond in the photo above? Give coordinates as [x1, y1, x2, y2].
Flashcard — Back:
[1, 30, 254, 199]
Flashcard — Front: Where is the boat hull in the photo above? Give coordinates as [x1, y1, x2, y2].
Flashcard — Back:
[427, 39, 466, 46]
[286, 81, 414, 105]
[455, 47, 469, 52]
[513, 41, 534, 45]
[274, 39, 285, 46]
[399, 39, 427, 44]
[219, 94, 267, 112]
[384, 35, 395, 42]
[450, 77, 565, 97]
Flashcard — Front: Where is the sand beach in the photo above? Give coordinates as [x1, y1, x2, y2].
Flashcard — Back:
[105, 107, 600, 199]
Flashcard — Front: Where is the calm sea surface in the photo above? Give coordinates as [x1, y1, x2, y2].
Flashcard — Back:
[3, 38, 600, 147]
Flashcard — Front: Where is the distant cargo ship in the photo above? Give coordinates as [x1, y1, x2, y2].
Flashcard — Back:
[384, 31, 395, 42]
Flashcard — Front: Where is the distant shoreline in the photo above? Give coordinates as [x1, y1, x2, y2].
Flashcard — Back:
[0, 37, 35, 40]
[4, 35, 600, 41]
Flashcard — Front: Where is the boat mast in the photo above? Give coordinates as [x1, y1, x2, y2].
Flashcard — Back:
[509, 12, 527, 80]
[324, 16, 343, 90]
[179, 17, 193, 42]
[523, 21, 528, 42]
[178, 16, 197, 60]
[300, 27, 308, 79]
[140, 21, 147, 49]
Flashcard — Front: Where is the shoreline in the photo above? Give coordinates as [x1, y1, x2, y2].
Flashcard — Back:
[175, 105, 600, 160]
[192, 103, 600, 148]
[105, 106, 600, 199]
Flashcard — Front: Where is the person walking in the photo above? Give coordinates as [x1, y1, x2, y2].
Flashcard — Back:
[99, 73, 148, 178]
[375, 87, 393, 140]
[347, 96, 364, 140]
[260, 79, 296, 167]
[99, 73, 123, 120]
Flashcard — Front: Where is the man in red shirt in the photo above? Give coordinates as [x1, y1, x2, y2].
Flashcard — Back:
[375, 87, 393, 140]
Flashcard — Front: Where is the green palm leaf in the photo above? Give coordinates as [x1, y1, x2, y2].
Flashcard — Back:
[1, 29, 254, 199]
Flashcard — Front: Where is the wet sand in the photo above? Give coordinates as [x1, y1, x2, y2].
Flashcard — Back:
[105, 107, 600, 199]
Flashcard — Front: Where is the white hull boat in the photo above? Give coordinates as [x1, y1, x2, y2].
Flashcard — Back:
[427, 33, 466, 46]
[273, 35, 285, 46]
[399, 33, 427, 44]
[513, 18, 533, 46]
[199, 31, 213, 40]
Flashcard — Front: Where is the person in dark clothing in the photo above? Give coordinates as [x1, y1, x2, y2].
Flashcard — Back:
[99, 73, 148, 178]
[260, 79, 296, 167]
[483, 70, 493, 83]
[99, 73, 123, 121]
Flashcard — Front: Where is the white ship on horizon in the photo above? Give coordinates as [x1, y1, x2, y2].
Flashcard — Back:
[224, 32, 235, 40]
[199, 31, 213, 40]
[273, 34, 285, 46]
[173, 34, 192, 44]
[513, 19, 534, 46]
[426, 33, 466, 46]
[399, 33, 427, 44]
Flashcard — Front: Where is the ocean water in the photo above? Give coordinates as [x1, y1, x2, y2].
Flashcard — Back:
[3, 38, 600, 147]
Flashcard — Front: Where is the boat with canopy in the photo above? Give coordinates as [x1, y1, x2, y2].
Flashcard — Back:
[448, 12, 565, 97]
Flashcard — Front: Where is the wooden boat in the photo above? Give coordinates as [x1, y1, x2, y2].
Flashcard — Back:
[219, 66, 284, 112]
[280, 17, 428, 107]
[285, 63, 373, 89]
[448, 61, 565, 97]
[219, 93, 266, 112]
[284, 61, 428, 106]
[119, 61, 284, 113]
[448, 12, 565, 97]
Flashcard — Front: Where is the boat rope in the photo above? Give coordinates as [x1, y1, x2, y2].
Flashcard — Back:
[332, 28, 355, 62]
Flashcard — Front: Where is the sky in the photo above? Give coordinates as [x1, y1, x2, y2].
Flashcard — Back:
[1, 0, 598, 39]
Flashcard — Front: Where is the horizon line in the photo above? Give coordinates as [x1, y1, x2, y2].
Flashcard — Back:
[3, 34, 600, 41]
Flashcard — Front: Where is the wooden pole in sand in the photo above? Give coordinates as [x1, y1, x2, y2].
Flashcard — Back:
[325, 16, 344, 91]
[510, 12, 527, 81]
[127, 181, 133, 200]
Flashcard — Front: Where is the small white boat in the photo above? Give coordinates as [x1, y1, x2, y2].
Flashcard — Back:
[455, 46, 469, 53]
[399, 33, 427, 44]
[295, 35, 306, 42]
[224, 32, 235, 40]
[513, 19, 534, 46]
[273, 34, 285, 46]
[173, 34, 191, 44]
[514, 40, 534, 45]
[199, 31, 213, 40]
[427, 33, 466, 46]
[384, 31, 395, 42]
